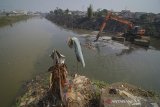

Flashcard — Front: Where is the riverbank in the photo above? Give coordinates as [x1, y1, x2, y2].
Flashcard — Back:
[46, 10, 160, 38]
[45, 13, 102, 31]
[0, 15, 31, 27]
[13, 72, 160, 107]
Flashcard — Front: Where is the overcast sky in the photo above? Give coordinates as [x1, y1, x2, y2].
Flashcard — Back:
[0, 0, 160, 13]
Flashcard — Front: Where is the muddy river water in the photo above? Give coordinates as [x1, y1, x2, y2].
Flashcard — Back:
[0, 17, 160, 107]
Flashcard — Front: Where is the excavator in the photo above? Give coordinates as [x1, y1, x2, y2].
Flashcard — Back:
[94, 12, 150, 46]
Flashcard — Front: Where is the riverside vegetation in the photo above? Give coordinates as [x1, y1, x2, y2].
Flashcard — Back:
[46, 8, 160, 38]
[0, 15, 30, 27]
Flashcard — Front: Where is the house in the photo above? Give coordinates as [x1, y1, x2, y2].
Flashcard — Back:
[71, 11, 87, 16]
[134, 12, 146, 19]
[119, 10, 134, 19]
[27, 11, 34, 15]
[155, 13, 160, 22]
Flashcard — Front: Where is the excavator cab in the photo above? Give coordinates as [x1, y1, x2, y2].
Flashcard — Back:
[123, 26, 146, 42]
[132, 26, 145, 36]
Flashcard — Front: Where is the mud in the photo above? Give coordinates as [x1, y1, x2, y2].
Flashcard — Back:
[14, 73, 159, 107]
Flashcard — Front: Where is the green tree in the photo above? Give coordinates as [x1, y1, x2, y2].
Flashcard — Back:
[95, 9, 108, 17]
[87, 4, 93, 19]
[140, 14, 148, 22]
[65, 8, 69, 15]
[49, 11, 54, 15]
[54, 7, 63, 15]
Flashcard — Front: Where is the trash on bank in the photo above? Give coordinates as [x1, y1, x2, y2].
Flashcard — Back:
[48, 49, 68, 103]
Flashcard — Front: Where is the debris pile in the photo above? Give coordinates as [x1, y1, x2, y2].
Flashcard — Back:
[16, 75, 160, 107]
[16, 74, 101, 107]
[65, 74, 100, 107]
[17, 74, 49, 107]
[100, 82, 160, 107]
[80, 35, 129, 51]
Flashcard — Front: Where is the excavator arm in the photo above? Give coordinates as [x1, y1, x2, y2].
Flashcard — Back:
[95, 12, 134, 41]
[110, 16, 133, 29]
[95, 12, 112, 41]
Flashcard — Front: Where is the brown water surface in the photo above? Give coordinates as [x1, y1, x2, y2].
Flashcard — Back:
[0, 17, 160, 107]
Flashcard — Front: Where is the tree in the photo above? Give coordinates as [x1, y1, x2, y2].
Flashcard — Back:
[87, 4, 93, 19]
[6, 13, 9, 16]
[140, 14, 148, 22]
[95, 9, 108, 17]
[101, 9, 108, 16]
[54, 7, 63, 15]
[65, 8, 69, 15]
[49, 11, 54, 15]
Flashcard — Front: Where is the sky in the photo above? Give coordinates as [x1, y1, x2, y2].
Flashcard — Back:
[0, 0, 160, 13]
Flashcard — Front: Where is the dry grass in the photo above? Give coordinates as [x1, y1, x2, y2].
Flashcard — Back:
[0, 15, 30, 27]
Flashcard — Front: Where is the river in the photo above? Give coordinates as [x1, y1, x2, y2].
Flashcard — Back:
[0, 17, 160, 107]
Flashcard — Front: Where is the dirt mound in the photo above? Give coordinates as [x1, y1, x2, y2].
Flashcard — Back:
[100, 82, 160, 107]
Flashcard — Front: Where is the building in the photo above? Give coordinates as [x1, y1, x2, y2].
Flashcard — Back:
[134, 12, 146, 19]
[119, 10, 134, 19]
[71, 11, 87, 16]
[155, 13, 160, 22]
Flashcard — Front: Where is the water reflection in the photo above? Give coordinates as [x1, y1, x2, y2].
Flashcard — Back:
[9, 23, 13, 27]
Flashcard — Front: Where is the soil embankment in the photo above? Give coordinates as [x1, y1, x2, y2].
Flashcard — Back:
[14, 73, 159, 107]
[46, 12, 160, 38]
[46, 13, 129, 33]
